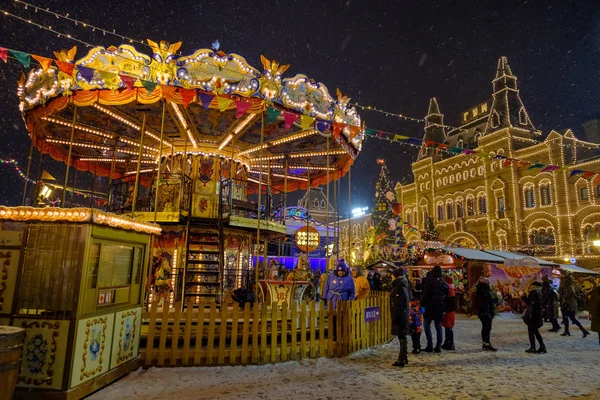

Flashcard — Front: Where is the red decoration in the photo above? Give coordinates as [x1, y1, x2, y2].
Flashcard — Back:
[235, 100, 252, 118]
[283, 111, 297, 130]
[55, 60, 75, 75]
[179, 88, 196, 109]
[119, 75, 136, 90]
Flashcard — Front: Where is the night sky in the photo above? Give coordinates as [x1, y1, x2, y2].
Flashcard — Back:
[0, 0, 598, 215]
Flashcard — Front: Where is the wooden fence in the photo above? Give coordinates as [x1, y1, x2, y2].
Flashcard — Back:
[141, 292, 392, 367]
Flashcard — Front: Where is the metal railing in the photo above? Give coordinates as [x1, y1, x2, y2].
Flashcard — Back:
[220, 178, 286, 224]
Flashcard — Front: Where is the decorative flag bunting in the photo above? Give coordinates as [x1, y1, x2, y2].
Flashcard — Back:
[583, 171, 596, 179]
[217, 96, 233, 111]
[160, 85, 177, 102]
[348, 125, 360, 140]
[407, 137, 422, 146]
[98, 70, 117, 86]
[541, 165, 560, 172]
[199, 92, 215, 109]
[332, 122, 345, 139]
[141, 80, 157, 94]
[55, 60, 75, 75]
[0, 47, 7, 63]
[364, 128, 377, 136]
[78, 66, 95, 83]
[10, 50, 30, 68]
[267, 107, 282, 123]
[180, 88, 196, 109]
[32, 55, 52, 71]
[594, 174, 600, 185]
[394, 134, 409, 141]
[528, 163, 545, 170]
[570, 170, 585, 178]
[283, 111, 297, 130]
[235, 100, 252, 118]
[425, 140, 436, 147]
[316, 120, 330, 132]
[300, 115, 315, 130]
[119, 74, 136, 90]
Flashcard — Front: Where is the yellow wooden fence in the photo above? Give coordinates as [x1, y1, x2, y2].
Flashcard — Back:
[141, 292, 392, 367]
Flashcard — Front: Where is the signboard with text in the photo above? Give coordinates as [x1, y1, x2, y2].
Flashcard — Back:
[294, 225, 321, 253]
[365, 306, 381, 323]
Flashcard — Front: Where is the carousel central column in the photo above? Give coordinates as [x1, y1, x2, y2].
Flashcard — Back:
[131, 113, 147, 218]
[61, 105, 77, 207]
[255, 109, 265, 291]
[326, 137, 330, 253]
[153, 101, 166, 222]
[306, 159, 311, 266]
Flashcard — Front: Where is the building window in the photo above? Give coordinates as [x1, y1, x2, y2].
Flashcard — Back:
[456, 200, 464, 218]
[497, 197, 505, 219]
[407, 212, 413, 226]
[446, 202, 454, 220]
[467, 197, 475, 216]
[457, 138, 464, 148]
[478, 195, 487, 214]
[540, 184, 552, 206]
[437, 204, 444, 221]
[524, 186, 535, 208]
[596, 185, 600, 198]
[530, 228, 555, 246]
[580, 187, 589, 201]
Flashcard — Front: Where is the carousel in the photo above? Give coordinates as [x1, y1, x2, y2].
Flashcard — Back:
[16, 39, 364, 308]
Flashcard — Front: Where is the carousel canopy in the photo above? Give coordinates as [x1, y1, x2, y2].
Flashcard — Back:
[17, 39, 364, 192]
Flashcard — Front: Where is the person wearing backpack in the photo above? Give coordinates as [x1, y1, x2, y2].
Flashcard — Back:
[522, 281, 546, 353]
[559, 274, 590, 338]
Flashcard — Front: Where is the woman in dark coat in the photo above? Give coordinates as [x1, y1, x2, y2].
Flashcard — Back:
[587, 285, 600, 346]
[472, 276, 498, 351]
[522, 281, 546, 353]
[559, 275, 590, 338]
[421, 265, 449, 352]
[390, 268, 411, 367]
[541, 276, 560, 332]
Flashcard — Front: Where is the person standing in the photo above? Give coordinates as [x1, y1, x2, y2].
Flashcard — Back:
[587, 285, 600, 346]
[442, 275, 457, 351]
[390, 268, 411, 367]
[322, 259, 356, 307]
[372, 272, 383, 291]
[409, 296, 425, 354]
[352, 266, 371, 300]
[559, 274, 590, 338]
[541, 275, 561, 332]
[382, 270, 393, 291]
[421, 265, 449, 353]
[472, 276, 498, 352]
[522, 281, 547, 353]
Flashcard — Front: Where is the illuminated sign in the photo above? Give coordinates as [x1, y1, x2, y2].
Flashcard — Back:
[504, 257, 540, 268]
[294, 225, 321, 253]
[286, 207, 309, 219]
[351, 206, 369, 218]
[461, 100, 491, 124]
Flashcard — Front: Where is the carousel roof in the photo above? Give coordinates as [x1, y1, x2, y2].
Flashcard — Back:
[17, 40, 364, 192]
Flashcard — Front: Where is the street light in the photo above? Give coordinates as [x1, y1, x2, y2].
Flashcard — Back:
[593, 237, 600, 247]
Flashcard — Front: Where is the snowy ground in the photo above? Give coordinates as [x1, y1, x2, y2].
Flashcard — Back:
[89, 314, 600, 400]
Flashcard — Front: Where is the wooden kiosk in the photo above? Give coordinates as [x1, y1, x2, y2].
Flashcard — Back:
[0, 206, 160, 399]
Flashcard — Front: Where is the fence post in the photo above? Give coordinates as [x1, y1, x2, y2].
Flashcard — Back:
[157, 303, 170, 366]
[300, 301, 307, 359]
[206, 302, 217, 365]
[144, 300, 158, 367]
[327, 300, 335, 356]
[291, 301, 298, 360]
[170, 301, 182, 366]
[193, 299, 205, 365]
[281, 301, 288, 361]
[318, 300, 326, 357]
[270, 302, 278, 363]
[182, 298, 194, 366]
[251, 301, 260, 364]
[241, 302, 251, 364]
[230, 302, 240, 365]
[260, 302, 268, 363]
[309, 301, 316, 358]
[217, 303, 228, 365]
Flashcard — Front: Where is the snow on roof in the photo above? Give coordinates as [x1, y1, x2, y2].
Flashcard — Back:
[482, 250, 557, 266]
[442, 247, 505, 262]
[559, 264, 600, 275]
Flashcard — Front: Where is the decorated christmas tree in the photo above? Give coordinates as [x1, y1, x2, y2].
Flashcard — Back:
[423, 215, 440, 241]
[371, 160, 405, 246]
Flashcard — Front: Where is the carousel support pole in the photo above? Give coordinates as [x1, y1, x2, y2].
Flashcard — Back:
[326, 137, 330, 255]
[347, 166, 351, 263]
[255, 110, 265, 293]
[62, 105, 77, 208]
[281, 159, 288, 258]
[71, 168, 78, 207]
[337, 176, 341, 263]
[333, 168, 337, 263]
[21, 140, 34, 206]
[154, 101, 166, 222]
[131, 113, 147, 219]
[89, 163, 97, 208]
[34, 143, 44, 204]
[306, 160, 311, 267]
[107, 140, 118, 210]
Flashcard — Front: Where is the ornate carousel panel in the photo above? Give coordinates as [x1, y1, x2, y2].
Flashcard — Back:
[110, 307, 142, 370]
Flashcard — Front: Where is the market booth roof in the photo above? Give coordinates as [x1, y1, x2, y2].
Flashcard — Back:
[17, 40, 365, 192]
[482, 250, 557, 267]
[558, 264, 600, 275]
[441, 247, 505, 263]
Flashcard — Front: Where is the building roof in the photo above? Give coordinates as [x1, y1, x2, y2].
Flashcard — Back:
[558, 264, 600, 275]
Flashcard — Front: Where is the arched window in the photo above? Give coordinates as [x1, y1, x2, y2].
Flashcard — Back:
[497, 197, 505, 219]
[524, 185, 535, 208]
[437, 203, 444, 221]
[456, 200, 464, 218]
[580, 186, 589, 201]
[540, 183, 552, 206]
[446, 201, 454, 220]
[314, 199, 320, 209]
[406, 211, 413, 226]
[466, 197, 475, 216]
[478, 195, 487, 214]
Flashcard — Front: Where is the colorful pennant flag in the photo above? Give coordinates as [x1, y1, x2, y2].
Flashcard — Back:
[425, 140, 436, 147]
[463, 149, 476, 154]
[98, 70, 117, 86]
[10, 50, 30, 68]
[180, 88, 196, 109]
[515, 161, 529, 168]
[407, 137, 423, 146]
[32, 55, 52, 71]
[570, 169, 585, 178]
[141, 80, 157, 94]
[348, 125, 360, 140]
[541, 165, 560, 172]
[593, 174, 600, 185]
[217, 96, 233, 111]
[160, 85, 177, 102]
[267, 107, 282, 123]
[583, 171, 596, 179]
[119, 74, 136, 90]
[199, 92, 215, 109]
[235, 100, 252, 118]
[393, 135, 409, 142]
[0, 47, 7, 63]
[332, 122, 346, 139]
[55, 60, 75, 75]
[527, 163, 545, 170]
[300, 115, 315, 130]
[78, 66, 95, 83]
[316, 120, 330, 132]
[364, 128, 377, 136]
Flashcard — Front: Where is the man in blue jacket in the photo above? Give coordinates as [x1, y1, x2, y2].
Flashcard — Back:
[322, 259, 356, 308]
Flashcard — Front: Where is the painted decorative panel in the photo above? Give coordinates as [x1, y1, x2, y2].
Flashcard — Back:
[70, 314, 114, 388]
[0, 250, 20, 314]
[16, 319, 70, 390]
[110, 307, 141, 369]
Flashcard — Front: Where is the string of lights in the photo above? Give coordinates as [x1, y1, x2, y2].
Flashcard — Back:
[0, 157, 36, 184]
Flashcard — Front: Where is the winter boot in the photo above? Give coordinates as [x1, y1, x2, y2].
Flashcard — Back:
[582, 329, 590, 338]
[433, 344, 441, 353]
[536, 345, 547, 354]
[441, 340, 449, 350]
[446, 342, 456, 351]
[423, 345, 434, 353]
[526, 332, 536, 353]
[482, 343, 497, 352]
[400, 338, 409, 366]
[560, 330, 570, 336]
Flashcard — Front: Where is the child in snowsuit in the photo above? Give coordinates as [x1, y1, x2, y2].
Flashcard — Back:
[409, 297, 425, 354]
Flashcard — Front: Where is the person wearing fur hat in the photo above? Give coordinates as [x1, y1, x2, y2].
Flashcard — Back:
[322, 259, 356, 308]
[522, 281, 547, 353]
[352, 266, 371, 300]
[587, 285, 600, 346]
[472, 276, 498, 351]
[390, 268, 411, 367]
[442, 274, 457, 350]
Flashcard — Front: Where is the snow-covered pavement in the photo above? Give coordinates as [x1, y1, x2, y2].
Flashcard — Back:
[89, 314, 600, 400]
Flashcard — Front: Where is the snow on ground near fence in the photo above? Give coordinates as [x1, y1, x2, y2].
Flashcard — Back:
[90, 315, 600, 400]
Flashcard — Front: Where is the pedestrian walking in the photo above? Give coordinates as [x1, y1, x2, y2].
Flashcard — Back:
[409, 297, 424, 354]
[390, 268, 411, 367]
[442, 274, 457, 351]
[421, 265, 449, 353]
[522, 281, 547, 354]
[587, 285, 600, 346]
[352, 266, 371, 300]
[541, 275, 561, 332]
[472, 276, 498, 351]
[559, 274, 590, 338]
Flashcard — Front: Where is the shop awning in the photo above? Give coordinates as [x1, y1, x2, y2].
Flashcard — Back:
[558, 264, 600, 275]
[442, 247, 505, 262]
[481, 250, 557, 267]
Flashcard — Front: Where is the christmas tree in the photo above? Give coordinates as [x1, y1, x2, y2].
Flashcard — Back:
[371, 160, 405, 246]
[423, 215, 440, 241]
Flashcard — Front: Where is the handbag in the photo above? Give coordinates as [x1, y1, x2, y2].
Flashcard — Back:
[522, 306, 532, 322]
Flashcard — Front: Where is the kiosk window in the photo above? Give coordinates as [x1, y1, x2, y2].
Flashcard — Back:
[97, 244, 134, 288]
